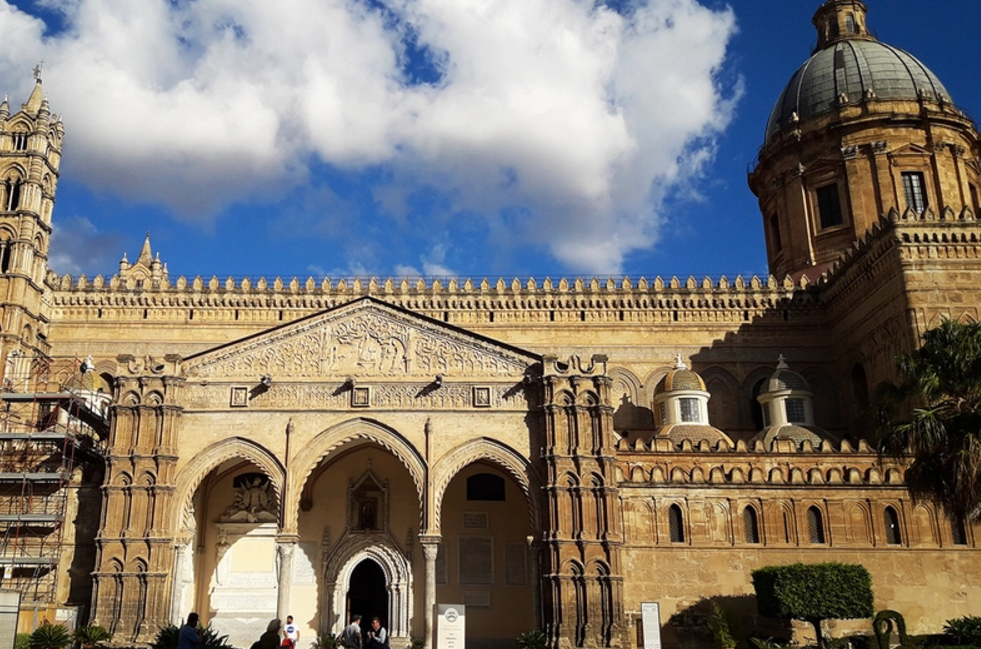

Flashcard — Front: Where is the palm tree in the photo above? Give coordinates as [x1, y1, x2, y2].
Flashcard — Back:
[877, 317, 981, 524]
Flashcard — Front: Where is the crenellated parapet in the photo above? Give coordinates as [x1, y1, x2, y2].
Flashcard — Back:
[615, 436, 905, 487]
[48, 272, 828, 329]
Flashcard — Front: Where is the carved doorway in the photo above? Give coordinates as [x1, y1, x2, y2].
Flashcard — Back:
[324, 540, 412, 642]
[347, 559, 388, 636]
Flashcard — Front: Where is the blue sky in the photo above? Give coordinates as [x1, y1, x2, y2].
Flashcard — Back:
[2, 0, 980, 281]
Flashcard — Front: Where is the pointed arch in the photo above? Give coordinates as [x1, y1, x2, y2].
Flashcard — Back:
[322, 535, 413, 638]
[170, 437, 285, 532]
[431, 436, 541, 534]
[286, 417, 426, 532]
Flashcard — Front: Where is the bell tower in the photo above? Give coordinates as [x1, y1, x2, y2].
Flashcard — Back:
[0, 74, 63, 366]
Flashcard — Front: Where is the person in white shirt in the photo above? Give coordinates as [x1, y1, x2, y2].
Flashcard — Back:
[283, 616, 299, 649]
[366, 618, 387, 649]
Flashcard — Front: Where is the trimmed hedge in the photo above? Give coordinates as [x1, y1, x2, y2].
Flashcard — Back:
[753, 563, 874, 621]
[752, 562, 874, 648]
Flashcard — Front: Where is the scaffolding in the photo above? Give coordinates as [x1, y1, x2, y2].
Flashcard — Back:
[0, 352, 109, 622]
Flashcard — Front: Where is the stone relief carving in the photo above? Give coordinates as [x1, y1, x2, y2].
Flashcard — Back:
[183, 382, 525, 411]
[222, 477, 278, 523]
[183, 302, 533, 380]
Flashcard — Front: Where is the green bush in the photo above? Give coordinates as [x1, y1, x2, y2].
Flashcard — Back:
[752, 563, 874, 649]
[873, 610, 909, 649]
[29, 624, 72, 649]
[708, 603, 738, 649]
[749, 638, 797, 649]
[72, 625, 112, 649]
[516, 631, 547, 649]
[15, 633, 31, 649]
[151, 624, 237, 649]
[945, 617, 981, 647]
[311, 633, 339, 649]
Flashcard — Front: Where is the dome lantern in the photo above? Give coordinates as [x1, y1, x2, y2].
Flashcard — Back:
[652, 354, 732, 450]
[753, 356, 831, 450]
[812, 0, 873, 51]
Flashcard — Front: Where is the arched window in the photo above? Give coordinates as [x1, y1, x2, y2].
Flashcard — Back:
[845, 14, 856, 35]
[884, 506, 902, 545]
[807, 506, 826, 544]
[828, 17, 840, 39]
[11, 131, 28, 151]
[770, 214, 782, 251]
[743, 506, 761, 544]
[3, 178, 22, 211]
[952, 520, 968, 546]
[668, 504, 685, 543]
[0, 230, 12, 273]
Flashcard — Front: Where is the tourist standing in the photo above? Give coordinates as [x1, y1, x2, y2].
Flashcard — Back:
[366, 618, 387, 649]
[283, 615, 299, 649]
[179, 613, 202, 649]
[339, 614, 362, 649]
[259, 619, 283, 649]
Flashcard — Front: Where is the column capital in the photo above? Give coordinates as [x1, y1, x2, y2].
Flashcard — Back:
[276, 534, 300, 545]
[418, 534, 442, 546]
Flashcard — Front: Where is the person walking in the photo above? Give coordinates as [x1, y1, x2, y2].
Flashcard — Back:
[339, 614, 362, 649]
[178, 613, 202, 649]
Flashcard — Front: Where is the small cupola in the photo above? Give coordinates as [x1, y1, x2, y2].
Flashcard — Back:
[652, 355, 732, 449]
[754, 356, 830, 449]
[812, 0, 873, 51]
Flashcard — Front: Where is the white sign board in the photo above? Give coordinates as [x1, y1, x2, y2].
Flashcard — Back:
[436, 604, 466, 649]
[641, 602, 662, 649]
[0, 590, 20, 649]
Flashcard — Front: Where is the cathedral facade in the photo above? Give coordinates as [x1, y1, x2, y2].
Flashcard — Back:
[0, 2, 979, 648]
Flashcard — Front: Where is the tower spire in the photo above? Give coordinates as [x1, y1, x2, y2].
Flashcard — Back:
[137, 233, 153, 266]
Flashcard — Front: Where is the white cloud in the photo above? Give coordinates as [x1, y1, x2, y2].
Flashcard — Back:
[48, 216, 129, 275]
[0, 0, 738, 272]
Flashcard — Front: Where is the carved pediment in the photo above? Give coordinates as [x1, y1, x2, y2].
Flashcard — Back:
[182, 297, 538, 380]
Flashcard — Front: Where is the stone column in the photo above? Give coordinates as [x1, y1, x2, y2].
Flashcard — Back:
[418, 535, 441, 649]
[276, 538, 298, 620]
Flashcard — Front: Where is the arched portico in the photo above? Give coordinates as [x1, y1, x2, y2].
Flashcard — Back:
[170, 437, 286, 535]
[167, 439, 286, 639]
[322, 535, 413, 642]
[287, 418, 427, 533]
[430, 437, 542, 534]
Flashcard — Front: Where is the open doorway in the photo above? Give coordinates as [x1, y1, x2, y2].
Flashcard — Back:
[347, 559, 388, 636]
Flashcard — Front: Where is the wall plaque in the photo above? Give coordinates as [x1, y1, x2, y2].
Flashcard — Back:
[230, 386, 249, 407]
[459, 536, 493, 585]
[463, 512, 488, 529]
[641, 602, 662, 649]
[352, 386, 370, 407]
[473, 387, 491, 407]
[463, 591, 490, 608]
[504, 543, 527, 586]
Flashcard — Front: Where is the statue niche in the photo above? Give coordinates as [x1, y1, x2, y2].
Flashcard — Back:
[348, 471, 388, 533]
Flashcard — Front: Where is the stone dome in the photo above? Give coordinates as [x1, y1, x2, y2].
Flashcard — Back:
[754, 424, 826, 450]
[657, 424, 733, 450]
[765, 4, 955, 143]
[63, 369, 111, 394]
[653, 356, 706, 395]
[761, 357, 810, 394]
